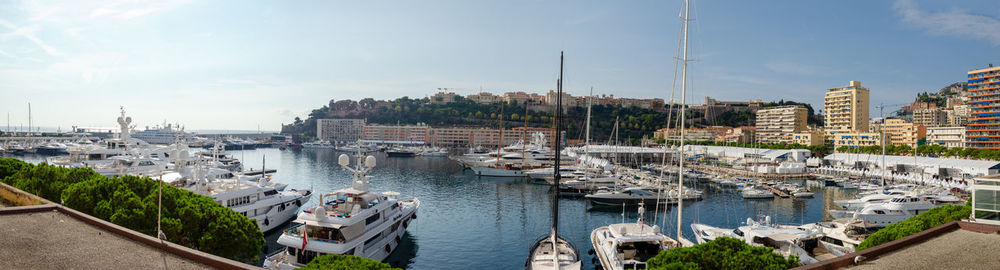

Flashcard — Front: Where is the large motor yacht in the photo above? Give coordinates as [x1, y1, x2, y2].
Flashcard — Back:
[132, 122, 195, 145]
[591, 203, 678, 270]
[264, 150, 419, 269]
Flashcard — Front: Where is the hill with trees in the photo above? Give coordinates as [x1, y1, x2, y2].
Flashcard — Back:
[282, 96, 820, 145]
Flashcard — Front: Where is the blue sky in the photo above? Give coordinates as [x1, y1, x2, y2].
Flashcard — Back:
[1, 0, 999, 130]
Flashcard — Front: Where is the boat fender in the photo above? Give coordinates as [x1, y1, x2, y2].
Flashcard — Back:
[264, 217, 269, 226]
[295, 200, 301, 207]
[395, 235, 401, 243]
[411, 213, 417, 219]
[403, 220, 409, 229]
[587, 249, 595, 255]
[385, 244, 391, 253]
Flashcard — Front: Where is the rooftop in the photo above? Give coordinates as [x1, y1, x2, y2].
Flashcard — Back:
[0, 207, 210, 269]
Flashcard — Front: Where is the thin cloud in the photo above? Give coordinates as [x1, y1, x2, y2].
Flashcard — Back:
[0, 19, 64, 57]
[894, 0, 1000, 45]
[88, 0, 192, 20]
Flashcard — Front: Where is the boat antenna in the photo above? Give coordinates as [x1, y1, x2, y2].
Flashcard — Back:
[551, 51, 564, 267]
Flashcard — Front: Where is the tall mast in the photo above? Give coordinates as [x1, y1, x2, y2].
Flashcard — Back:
[585, 87, 593, 147]
[551, 51, 564, 266]
[880, 105, 886, 186]
[27, 102, 31, 137]
[523, 101, 528, 164]
[677, 0, 690, 242]
[498, 102, 504, 166]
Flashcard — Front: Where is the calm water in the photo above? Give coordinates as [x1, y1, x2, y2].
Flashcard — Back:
[222, 148, 857, 270]
[5, 150, 855, 269]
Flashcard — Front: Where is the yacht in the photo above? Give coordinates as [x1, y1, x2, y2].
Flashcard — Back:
[741, 187, 774, 199]
[302, 140, 334, 149]
[591, 203, 678, 270]
[186, 176, 312, 232]
[417, 146, 448, 157]
[132, 122, 195, 145]
[804, 219, 867, 257]
[263, 150, 419, 268]
[690, 223, 737, 244]
[385, 146, 418, 157]
[36, 142, 69, 155]
[690, 216, 822, 265]
[848, 196, 937, 227]
[585, 186, 700, 206]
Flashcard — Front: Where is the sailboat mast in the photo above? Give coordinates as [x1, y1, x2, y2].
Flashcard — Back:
[523, 102, 528, 164]
[498, 102, 504, 166]
[551, 51, 564, 266]
[677, 0, 690, 242]
[585, 87, 593, 147]
[880, 105, 886, 186]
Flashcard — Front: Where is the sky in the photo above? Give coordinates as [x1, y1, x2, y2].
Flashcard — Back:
[1, 0, 999, 131]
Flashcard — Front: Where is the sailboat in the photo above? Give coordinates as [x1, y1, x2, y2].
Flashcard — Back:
[526, 51, 582, 270]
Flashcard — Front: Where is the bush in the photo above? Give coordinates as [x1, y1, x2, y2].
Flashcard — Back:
[0, 158, 264, 262]
[300, 254, 400, 270]
[646, 237, 800, 270]
[855, 204, 971, 250]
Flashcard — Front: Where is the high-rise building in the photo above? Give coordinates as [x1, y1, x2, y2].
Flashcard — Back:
[824, 81, 870, 137]
[755, 105, 808, 144]
[949, 104, 970, 126]
[316, 119, 365, 143]
[966, 65, 1000, 149]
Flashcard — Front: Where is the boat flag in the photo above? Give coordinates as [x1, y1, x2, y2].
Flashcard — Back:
[301, 229, 308, 250]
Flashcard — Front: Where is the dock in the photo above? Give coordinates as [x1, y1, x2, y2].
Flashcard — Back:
[690, 165, 813, 180]
[243, 169, 276, 176]
[761, 184, 791, 198]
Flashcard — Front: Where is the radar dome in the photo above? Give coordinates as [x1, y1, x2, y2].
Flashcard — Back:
[338, 154, 350, 166]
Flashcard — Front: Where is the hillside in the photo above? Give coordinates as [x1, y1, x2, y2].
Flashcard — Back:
[282, 96, 820, 144]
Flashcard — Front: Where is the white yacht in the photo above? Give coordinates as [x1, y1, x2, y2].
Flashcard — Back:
[187, 177, 313, 232]
[132, 122, 195, 145]
[804, 219, 866, 257]
[585, 186, 700, 206]
[264, 151, 419, 268]
[690, 216, 823, 265]
[848, 196, 936, 227]
[591, 204, 678, 270]
[301, 140, 334, 149]
[741, 187, 774, 199]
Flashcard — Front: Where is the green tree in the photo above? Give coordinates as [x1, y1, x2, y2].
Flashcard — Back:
[646, 237, 800, 270]
[300, 254, 401, 270]
[856, 204, 971, 250]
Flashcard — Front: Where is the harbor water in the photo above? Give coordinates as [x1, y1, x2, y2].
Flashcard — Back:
[223, 148, 858, 269]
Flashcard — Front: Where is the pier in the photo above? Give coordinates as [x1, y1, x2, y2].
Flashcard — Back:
[760, 183, 790, 198]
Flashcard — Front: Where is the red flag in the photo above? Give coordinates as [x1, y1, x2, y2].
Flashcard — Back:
[301, 229, 308, 250]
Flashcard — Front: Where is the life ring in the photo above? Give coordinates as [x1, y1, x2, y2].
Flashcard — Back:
[264, 218, 270, 226]
[385, 244, 391, 253]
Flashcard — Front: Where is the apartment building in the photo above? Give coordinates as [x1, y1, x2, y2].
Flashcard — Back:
[716, 126, 755, 143]
[426, 127, 556, 147]
[966, 65, 1000, 149]
[913, 108, 947, 127]
[883, 118, 926, 148]
[755, 105, 808, 144]
[431, 91, 459, 104]
[927, 126, 966, 148]
[316, 119, 365, 143]
[362, 124, 431, 143]
[791, 130, 825, 146]
[824, 81, 870, 137]
[950, 104, 970, 126]
[832, 132, 880, 149]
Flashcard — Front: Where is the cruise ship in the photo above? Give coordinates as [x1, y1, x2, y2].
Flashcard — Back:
[263, 149, 419, 268]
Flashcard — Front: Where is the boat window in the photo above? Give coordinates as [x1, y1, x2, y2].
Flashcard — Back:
[264, 190, 278, 196]
[821, 236, 843, 246]
[733, 229, 744, 237]
[366, 213, 381, 225]
[873, 210, 886, 215]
